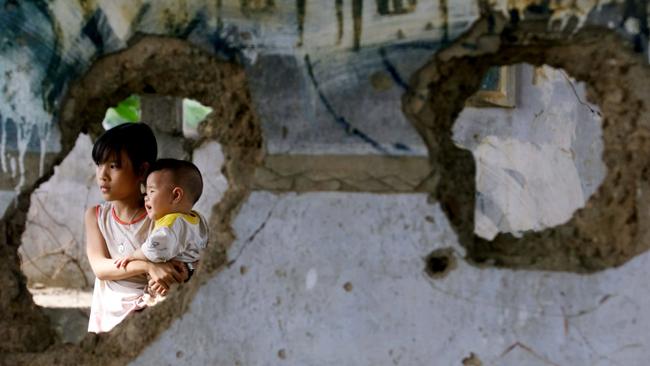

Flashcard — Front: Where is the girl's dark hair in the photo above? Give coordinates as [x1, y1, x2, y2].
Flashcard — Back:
[92, 123, 157, 172]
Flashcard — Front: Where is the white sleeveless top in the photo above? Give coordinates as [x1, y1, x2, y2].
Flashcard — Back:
[88, 202, 153, 333]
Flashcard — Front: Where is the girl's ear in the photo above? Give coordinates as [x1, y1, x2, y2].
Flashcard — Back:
[172, 187, 184, 203]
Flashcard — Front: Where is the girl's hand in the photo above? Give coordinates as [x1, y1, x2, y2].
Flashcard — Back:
[169, 259, 189, 281]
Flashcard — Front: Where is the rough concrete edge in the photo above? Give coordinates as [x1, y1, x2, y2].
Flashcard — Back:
[403, 10, 650, 273]
[0, 44, 87, 354]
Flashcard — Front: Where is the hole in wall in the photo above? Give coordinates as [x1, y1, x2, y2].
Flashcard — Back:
[403, 19, 649, 272]
[53, 36, 262, 361]
[3, 36, 263, 357]
[453, 63, 605, 240]
[102, 95, 215, 137]
[102, 95, 141, 130]
[424, 248, 456, 279]
[17, 95, 224, 343]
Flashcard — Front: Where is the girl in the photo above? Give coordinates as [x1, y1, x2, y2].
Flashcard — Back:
[85, 122, 188, 333]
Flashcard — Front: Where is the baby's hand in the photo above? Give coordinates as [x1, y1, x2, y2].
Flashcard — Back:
[114, 256, 133, 269]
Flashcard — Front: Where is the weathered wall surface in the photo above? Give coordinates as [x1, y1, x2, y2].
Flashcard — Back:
[2, 0, 650, 364]
[134, 192, 650, 366]
[455, 64, 605, 240]
[18, 61, 603, 288]
[18, 134, 99, 288]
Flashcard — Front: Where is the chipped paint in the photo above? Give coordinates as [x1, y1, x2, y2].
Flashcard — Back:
[335, 0, 343, 45]
[352, 0, 363, 50]
[473, 135, 584, 239]
[496, 0, 626, 32]
[440, 0, 450, 43]
[296, 0, 306, 47]
[0, 0, 639, 199]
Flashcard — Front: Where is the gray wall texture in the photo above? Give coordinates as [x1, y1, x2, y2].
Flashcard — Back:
[2, 1, 649, 364]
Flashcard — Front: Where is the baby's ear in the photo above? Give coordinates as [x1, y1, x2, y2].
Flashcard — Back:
[172, 187, 184, 203]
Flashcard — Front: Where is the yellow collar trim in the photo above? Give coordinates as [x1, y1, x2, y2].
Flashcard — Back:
[154, 211, 200, 229]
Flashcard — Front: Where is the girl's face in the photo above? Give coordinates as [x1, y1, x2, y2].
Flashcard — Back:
[95, 150, 143, 202]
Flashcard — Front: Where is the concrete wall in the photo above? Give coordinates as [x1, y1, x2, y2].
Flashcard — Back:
[130, 63, 613, 366]
[3, 0, 650, 363]
[19, 62, 604, 290]
[18, 134, 99, 288]
[133, 192, 649, 365]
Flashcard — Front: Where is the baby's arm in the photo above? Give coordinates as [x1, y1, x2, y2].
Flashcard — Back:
[114, 248, 148, 269]
[114, 225, 181, 269]
[140, 225, 182, 263]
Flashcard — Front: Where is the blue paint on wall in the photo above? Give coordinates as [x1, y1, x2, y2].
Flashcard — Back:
[393, 142, 411, 151]
[305, 54, 390, 155]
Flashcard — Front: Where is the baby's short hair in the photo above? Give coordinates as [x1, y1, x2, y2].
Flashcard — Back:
[148, 159, 203, 204]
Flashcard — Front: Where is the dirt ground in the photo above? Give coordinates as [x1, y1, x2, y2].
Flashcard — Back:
[29, 286, 92, 308]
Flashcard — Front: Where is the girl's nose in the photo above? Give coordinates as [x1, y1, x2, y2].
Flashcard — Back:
[97, 165, 108, 180]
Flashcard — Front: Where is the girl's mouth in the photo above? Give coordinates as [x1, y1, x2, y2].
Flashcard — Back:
[100, 186, 110, 193]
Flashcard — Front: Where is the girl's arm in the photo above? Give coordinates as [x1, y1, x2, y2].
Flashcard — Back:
[85, 206, 149, 280]
[85, 207, 186, 286]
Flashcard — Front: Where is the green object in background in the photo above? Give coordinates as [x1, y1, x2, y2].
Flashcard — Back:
[101, 95, 212, 134]
[183, 98, 213, 128]
[102, 95, 141, 130]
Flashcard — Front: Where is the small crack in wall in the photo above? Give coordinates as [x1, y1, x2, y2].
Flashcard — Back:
[253, 155, 434, 193]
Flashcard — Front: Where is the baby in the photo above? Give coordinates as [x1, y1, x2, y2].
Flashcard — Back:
[115, 158, 208, 297]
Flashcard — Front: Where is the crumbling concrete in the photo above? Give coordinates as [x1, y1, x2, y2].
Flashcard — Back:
[2, 1, 650, 364]
[404, 12, 650, 272]
[140, 95, 189, 160]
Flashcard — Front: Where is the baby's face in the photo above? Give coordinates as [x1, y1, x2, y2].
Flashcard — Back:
[144, 170, 177, 220]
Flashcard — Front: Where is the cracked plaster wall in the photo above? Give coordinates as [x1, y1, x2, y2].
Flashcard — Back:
[2, 0, 650, 364]
[19, 62, 604, 288]
[133, 192, 650, 366]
